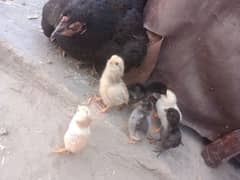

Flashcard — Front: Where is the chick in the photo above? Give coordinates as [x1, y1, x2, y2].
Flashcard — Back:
[53, 105, 92, 153]
[127, 81, 167, 104]
[154, 89, 182, 156]
[127, 82, 168, 138]
[144, 82, 168, 133]
[99, 55, 129, 112]
[128, 100, 152, 144]
[145, 82, 167, 96]
[128, 83, 146, 104]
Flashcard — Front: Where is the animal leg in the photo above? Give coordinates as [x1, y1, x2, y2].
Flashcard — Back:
[153, 128, 161, 133]
[147, 136, 154, 140]
[87, 95, 103, 105]
[147, 136, 158, 144]
[87, 95, 95, 104]
[128, 138, 138, 144]
[100, 106, 111, 113]
[52, 147, 69, 154]
[90, 64, 98, 77]
[152, 111, 158, 119]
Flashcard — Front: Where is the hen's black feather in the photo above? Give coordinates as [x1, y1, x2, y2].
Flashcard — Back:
[41, 0, 148, 73]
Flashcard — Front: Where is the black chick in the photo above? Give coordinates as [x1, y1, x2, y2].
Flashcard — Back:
[154, 90, 182, 156]
[145, 81, 167, 96]
[127, 81, 168, 104]
[155, 108, 182, 155]
[128, 83, 146, 103]
[41, 0, 148, 73]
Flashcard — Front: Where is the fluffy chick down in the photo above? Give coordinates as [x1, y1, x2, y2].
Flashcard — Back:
[99, 55, 129, 108]
[54, 105, 92, 153]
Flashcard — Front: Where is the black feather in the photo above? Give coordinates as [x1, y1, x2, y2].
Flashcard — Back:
[146, 82, 168, 95]
[41, 0, 148, 73]
[128, 83, 146, 103]
[155, 108, 182, 156]
[166, 108, 181, 128]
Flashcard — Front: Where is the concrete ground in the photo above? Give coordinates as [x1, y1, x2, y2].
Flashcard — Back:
[0, 0, 239, 180]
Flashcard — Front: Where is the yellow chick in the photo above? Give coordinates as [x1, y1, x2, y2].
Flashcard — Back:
[99, 55, 129, 112]
[53, 105, 92, 153]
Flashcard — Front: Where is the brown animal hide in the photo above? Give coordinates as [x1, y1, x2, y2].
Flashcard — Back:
[144, 0, 240, 141]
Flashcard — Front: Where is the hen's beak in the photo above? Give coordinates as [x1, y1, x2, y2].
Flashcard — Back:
[50, 24, 63, 42]
[50, 16, 87, 42]
[50, 31, 57, 42]
[50, 19, 66, 42]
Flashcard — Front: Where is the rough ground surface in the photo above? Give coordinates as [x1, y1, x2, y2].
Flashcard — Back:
[0, 0, 239, 180]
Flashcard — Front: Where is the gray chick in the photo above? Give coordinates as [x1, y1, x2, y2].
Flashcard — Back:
[128, 100, 153, 144]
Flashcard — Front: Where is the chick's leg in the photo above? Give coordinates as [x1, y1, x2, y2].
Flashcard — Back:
[90, 64, 98, 77]
[152, 111, 158, 119]
[87, 96, 107, 112]
[128, 138, 137, 144]
[87, 95, 102, 105]
[100, 106, 111, 113]
[52, 147, 69, 154]
[153, 128, 161, 133]
[147, 136, 157, 144]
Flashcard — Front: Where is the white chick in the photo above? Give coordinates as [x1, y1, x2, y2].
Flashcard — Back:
[156, 89, 182, 130]
[53, 105, 92, 153]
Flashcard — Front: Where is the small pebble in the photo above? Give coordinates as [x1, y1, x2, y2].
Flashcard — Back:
[1, 156, 5, 165]
[0, 128, 8, 136]
[27, 15, 39, 20]
[112, 170, 116, 175]
[46, 60, 53, 64]
[0, 144, 6, 150]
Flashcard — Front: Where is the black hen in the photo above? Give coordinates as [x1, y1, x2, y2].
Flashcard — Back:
[41, 0, 148, 73]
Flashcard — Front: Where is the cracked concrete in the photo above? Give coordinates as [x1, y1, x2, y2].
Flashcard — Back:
[0, 0, 240, 180]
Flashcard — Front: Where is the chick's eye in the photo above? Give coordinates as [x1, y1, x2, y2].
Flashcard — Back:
[115, 62, 119, 66]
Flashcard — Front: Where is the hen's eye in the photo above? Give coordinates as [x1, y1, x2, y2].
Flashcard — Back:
[68, 23, 78, 31]
[62, 10, 70, 16]
[115, 62, 119, 66]
[68, 25, 75, 30]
